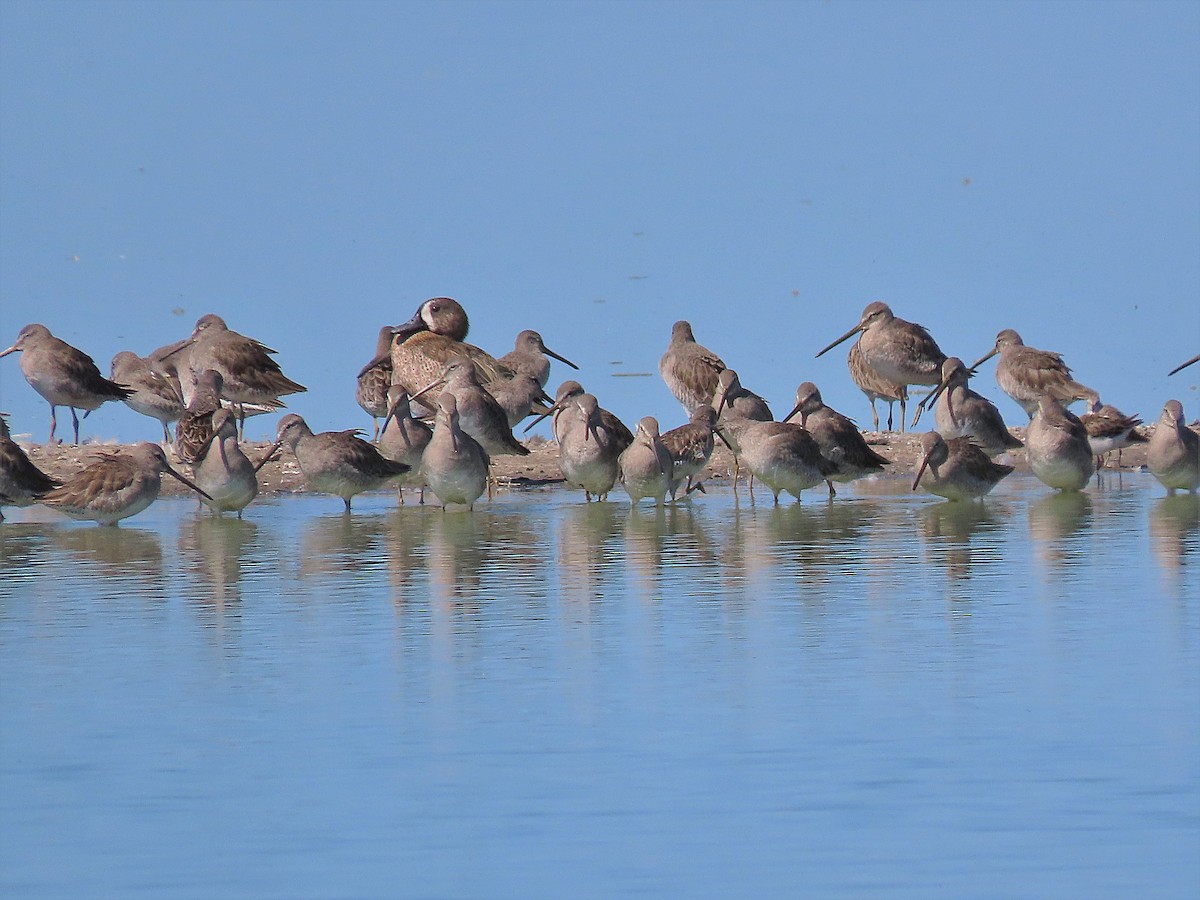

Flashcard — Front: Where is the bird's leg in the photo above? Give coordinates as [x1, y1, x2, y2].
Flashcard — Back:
[70, 407, 81, 445]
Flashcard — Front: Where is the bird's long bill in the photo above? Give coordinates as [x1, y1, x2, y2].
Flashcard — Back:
[254, 440, 283, 473]
[714, 426, 734, 452]
[157, 337, 196, 361]
[783, 401, 804, 425]
[522, 397, 566, 434]
[0, 345, 19, 358]
[544, 346, 580, 370]
[969, 346, 999, 371]
[912, 453, 933, 491]
[165, 464, 214, 501]
[814, 324, 862, 359]
[409, 377, 446, 404]
[1168, 354, 1200, 376]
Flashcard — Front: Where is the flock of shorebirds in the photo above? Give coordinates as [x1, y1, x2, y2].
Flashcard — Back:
[0, 297, 1198, 525]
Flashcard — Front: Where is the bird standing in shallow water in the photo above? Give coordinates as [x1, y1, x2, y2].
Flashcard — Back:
[421, 393, 490, 510]
[260, 414, 409, 513]
[378, 386, 433, 503]
[412, 358, 530, 457]
[660, 405, 718, 500]
[715, 417, 836, 504]
[619, 417, 674, 506]
[1147, 400, 1199, 495]
[41, 442, 210, 525]
[1080, 400, 1146, 469]
[1025, 396, 1094, 492]
[971, 329, 1098, 419]
[912, 431, 1013, 502]
[919, 357, 1023, 457]
[659, 321, 726, 416]
[555, 392, 626, 502]
[0, 323, 132, 444]
[784, 382, 889, 497]
[0, 413, 60, 520]
[192, 408, 259, 518]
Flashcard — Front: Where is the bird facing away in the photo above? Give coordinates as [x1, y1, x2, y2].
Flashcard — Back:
[619, 416, 674, 506]
[110, 350, 185, 442]
[912, 431, 1014, 502]
[412, 357, 530, 457]
[920, 357, 1023, 457]
[816, 302, 947, 394]
[555, 391, 625, 502]
[0, 323, 132, 444]
[1080, 399, 1147, 469]
[192, 408, 259, 518]
[1168, 354, 1200, 377]
[261, 414, 409, 513]
[971, 329, 1098, 419]
[0, 413, 61, 520]
[848, 339, 908, 432]
[421, 393, 490, 510]
[1025, 396, 1094, 492]
[783, 382, 889, 496]
[356, 325, 399, 439]
[378, 386, 433, 503]
[659, 320, 726, 416]
[175, 370, 224, 465]
[1147, 400, 1199, 495]
[497, 330, 579, 388]
[660, 405, 718, 499]
[40, 442, 210, 525]
[714, 418, 836, 504]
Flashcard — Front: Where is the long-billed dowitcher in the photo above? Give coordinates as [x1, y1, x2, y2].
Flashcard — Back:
[659, 321, 726, 415]
[971, 329, 1098, 419]
[527, 380, 635, 452]
[555, 391, 625, 502]
[849, 339, 907, 432]
[498, 330, 578, 388]
[0, 413, 60, 520]
[0, 323, 132, 444]
[784, 382, 889, 496]
[422, 393, 490, 510]
[412, 358, 530, 457]
[488, 372, 553, 428]
[1147, 400, 1199, 494]
[1080, 400, 1147, 469]
[175, 370, 223, 465]
[919, 357, 1023, 457]
[816, 302, 947, 395]
[110, 350, 185, 442]
[378, 386, 432, 503]
[1026, 396, 1094, 492]
[711, 368, 772, 423]
[40, 442, 211, 525]
[165, 314, 305, 435]
[1168, 354, 1200, 376]
[715, 418, 835, 504]
[619, 417, 674, 505]
[192, 408, 259, 517]
[260, 414, 409, 512]
[661, 405, 718, 499]
[912, 431, 1014, 502]
[356, 325, 399, 439]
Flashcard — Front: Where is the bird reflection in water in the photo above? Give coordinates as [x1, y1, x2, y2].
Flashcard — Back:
[1149, 494, 1199, 591]
[555, 500, 623, 605]
[50, 524, 164, 584]
[298, 511, 388, 580]
[918, 500, 1003, 583]
[1028, 491, 1093, 572]
[177, 515, 260, 615]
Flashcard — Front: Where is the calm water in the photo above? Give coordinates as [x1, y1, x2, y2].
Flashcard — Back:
[2, 473, 1198, 899]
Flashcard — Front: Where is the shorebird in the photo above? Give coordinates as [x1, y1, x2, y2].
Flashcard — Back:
[527, 379, 634, 450]
[488, 372, 553, 428]
[260, 414, 409, 512]
[971, 329, 1098, 419]
[356, 325, 399, 439]
[619, 416, 674, 505]
[1080, 400, 1147, 469]
[783, 382, 889, 496]
[164, 314, 305, 435]
[659, 320, 726, 415]
[1168, 354, 1200, 376]
[497, 329, 578, 388]
[1147, 400, 1199, 494]
[1025, 396, 1094, 492]
[555, 391, 625, 502]
[378, 386, 432, 503]
[918, 357, 1023, 457]
[192, 408, 259, 517]
[175, 370, 223, 465]
[912, 431, 1014, 502]
[715, 418, 835, 504]
[0, 323, 132, 444]
[40, 442, 210, 525]
[849, 339, 907, 432]
[359, 298, 507, 407]
[412, 358, 530, 457]
[660, 405, 718, 499]
[711, 368, 772, 423]
[421, 393, 490, 510]
[815, 302, 947, 399]
[110, 351, 185, 442]
[0, 413, 60, 521]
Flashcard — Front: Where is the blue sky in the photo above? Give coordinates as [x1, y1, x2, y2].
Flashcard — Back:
[2, 0, 1197, 443]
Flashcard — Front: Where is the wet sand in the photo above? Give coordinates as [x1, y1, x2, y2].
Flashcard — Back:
[14, 427, 1155, 498]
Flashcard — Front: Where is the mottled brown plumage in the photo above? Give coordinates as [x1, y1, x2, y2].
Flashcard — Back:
[912, 431, 1014, 502]
[0, 414, 60, 519]
[817, 302, 946, 392]
[175, 370, 223, 465]
[660, 405, 717, 499]
[971, 329, 1098, 419]
[920, 357, 1023, 457]
[1081, 400, 1146, 468]
[1026, 396, 1094, 492]
[111, 350, 185, 442]
[412, 358, 530, 457]
[848, 339, 907, 432]
[784, 382, 889, 495]
[356, 325, 398, 439]
[659, 321, 726, 415]
[497, 329, 578, 388]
